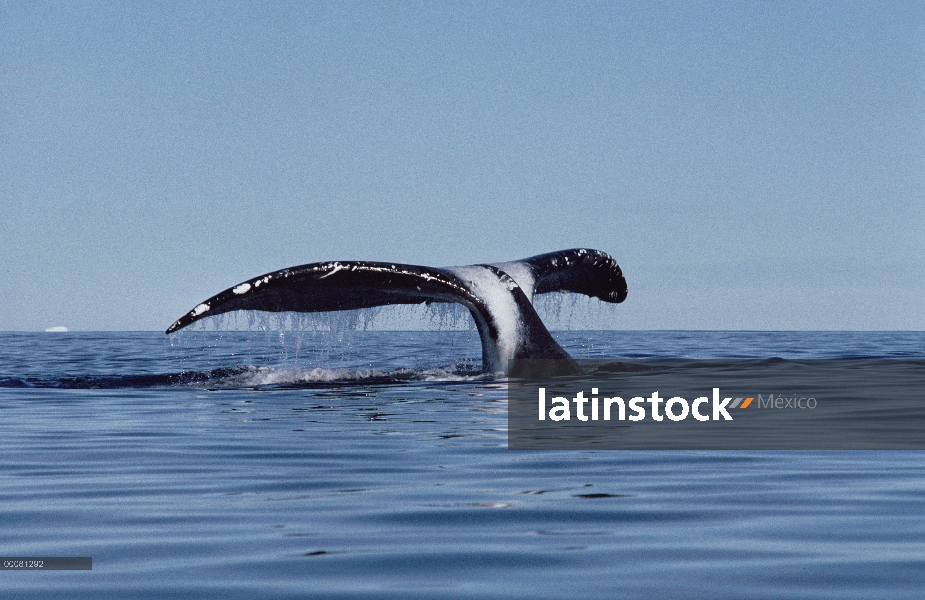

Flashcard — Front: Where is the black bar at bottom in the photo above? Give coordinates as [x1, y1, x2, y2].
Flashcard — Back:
[2, 557, 92, 570]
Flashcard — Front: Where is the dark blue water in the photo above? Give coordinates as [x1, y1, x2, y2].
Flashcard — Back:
[2, 331, 925, 598]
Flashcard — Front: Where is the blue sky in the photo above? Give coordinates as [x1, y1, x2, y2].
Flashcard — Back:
[2, 1, 922, 331]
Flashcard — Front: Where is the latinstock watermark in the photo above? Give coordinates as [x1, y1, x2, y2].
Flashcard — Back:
[508, 359, 925, 450]
[537, 388, 769, 422]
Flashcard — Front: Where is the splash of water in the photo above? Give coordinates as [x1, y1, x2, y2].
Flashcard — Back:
[534, 293, 617, 330]
[168, 293, 621, 370]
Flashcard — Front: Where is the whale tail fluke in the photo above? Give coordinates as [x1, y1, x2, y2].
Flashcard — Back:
[166, 249, 627, 374]
[494, 248, 628, 303]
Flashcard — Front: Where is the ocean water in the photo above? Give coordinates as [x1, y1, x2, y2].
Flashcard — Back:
[2, 329, 925, 599]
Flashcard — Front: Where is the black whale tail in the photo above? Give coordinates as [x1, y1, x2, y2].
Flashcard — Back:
[166, 248, 627, 374]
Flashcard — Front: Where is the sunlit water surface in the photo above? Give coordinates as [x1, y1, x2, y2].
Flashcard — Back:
[2, 330, 925, 599]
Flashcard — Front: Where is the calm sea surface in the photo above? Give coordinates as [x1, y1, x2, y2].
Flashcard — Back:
[2, 330, 925, 598]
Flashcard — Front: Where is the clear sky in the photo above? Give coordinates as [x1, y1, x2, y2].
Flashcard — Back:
[2, 1, 923, 331]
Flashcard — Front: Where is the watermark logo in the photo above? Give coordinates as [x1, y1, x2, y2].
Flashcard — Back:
[538, 388, 756, 422]
[508, 359, 923, 450]
[536, 389, 817, 423]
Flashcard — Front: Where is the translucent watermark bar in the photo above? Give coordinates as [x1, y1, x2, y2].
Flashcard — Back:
[508, 359, 925, 450]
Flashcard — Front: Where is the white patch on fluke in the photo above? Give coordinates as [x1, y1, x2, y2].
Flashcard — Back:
[192, 303, 210, 316]
[318, 263, 345, 279]
[233, 283, 251, 295]
[491, 261, 536, 302]
[446, 265, 524, 372]
[44, 326, 68, 332]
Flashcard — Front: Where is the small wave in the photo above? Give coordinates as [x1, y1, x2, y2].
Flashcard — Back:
[0, 365, 491, 390]
[214, 365, 491, 387]
[0, 367, 252, 390]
